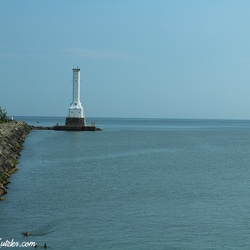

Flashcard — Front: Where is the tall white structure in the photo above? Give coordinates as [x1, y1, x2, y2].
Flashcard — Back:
[53, 67, 101, 131]
[66, 68, 86, 127]
[68, 68, 84, 118]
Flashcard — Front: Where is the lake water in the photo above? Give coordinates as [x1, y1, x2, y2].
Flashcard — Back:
[1, 117, 250, 249]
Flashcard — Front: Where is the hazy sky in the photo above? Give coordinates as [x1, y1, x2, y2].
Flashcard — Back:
[1, 0, 250, 119]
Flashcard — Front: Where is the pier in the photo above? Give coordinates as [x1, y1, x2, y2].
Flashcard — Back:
[31, 125, 102, 131]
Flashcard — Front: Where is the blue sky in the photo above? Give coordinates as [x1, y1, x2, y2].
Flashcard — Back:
[1, 0, 250, 119]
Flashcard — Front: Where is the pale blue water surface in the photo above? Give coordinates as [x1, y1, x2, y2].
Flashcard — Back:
[1, 117, 250, 249]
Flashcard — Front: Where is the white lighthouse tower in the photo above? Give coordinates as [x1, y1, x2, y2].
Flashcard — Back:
[65, 68, 86, 127]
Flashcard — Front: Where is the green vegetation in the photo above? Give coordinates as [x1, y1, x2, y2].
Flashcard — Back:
[0, 106, 8, 123]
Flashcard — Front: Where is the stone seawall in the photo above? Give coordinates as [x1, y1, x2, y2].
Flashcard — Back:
[0, 121, 31, 200]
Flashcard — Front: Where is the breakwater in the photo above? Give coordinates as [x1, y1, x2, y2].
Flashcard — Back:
[0, 121, 31, 200]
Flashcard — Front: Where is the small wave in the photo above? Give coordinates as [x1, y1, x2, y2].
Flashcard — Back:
[22, 219, 63, 237]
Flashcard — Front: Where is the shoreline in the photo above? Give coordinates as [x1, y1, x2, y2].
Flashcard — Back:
[0, 121, 31, 200]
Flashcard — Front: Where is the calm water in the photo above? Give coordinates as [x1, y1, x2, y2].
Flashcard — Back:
[1, 117, 250, 249]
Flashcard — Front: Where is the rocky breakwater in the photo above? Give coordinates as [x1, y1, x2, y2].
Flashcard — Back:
[0, 121, 31, 200]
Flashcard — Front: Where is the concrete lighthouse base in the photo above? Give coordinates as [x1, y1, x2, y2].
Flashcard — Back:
[65, 117, 85, 127]
[53, 117, 102, 131]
